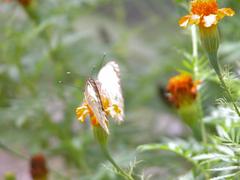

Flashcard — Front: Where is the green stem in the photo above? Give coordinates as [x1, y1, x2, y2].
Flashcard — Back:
[100, 145, 134, 180]
[191, 25, 207, 144]
[191, 25, 198, 59]
[0, 141, 28, 160]
[198, 103, 207, 145]
[208, 53, 240, 117]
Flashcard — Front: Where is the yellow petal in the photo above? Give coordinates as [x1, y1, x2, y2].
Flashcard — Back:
[189, 14, 201, 25]
[76, 105, 89, 122]
[179, 15, 191, 28]
[217, 8, 235, 20]
[218, 8, 235, 17]
[78, 111, 89, 122]
[203, 14, 217, 27]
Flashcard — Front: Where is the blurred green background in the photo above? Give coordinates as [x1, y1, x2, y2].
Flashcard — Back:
[0, 0, 240, 179]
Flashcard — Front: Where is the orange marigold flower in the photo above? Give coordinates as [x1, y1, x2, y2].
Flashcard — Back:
[167, 74, 200, 108]
[30, 154, 48, 180]
[179, 0, 235, 28]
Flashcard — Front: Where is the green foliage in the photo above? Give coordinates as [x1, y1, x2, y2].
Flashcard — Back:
[1, 0, 240, 179]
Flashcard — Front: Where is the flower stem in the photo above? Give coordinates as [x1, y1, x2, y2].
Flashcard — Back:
[197, 101, 207, 145]
[208, 53, 240, 117]
[100, 144, 134, 180]
[191, 25, 198, 59]
[191, 25, 207, 144]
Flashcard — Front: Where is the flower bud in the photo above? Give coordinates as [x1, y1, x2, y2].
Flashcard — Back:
[166, 74, 199, 108]
[4, 172, 16, 180]
[93, 125, 108, 147]
[166, 74, 202, 139]
[199, 25, 220, 55]
[30, 154, 48, 180]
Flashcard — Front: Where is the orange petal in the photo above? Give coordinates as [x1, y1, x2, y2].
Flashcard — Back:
[179, 15, 191, 28]
[91, 116, 99, 126]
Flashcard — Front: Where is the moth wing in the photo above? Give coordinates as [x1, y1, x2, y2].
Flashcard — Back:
[97, 61, 124, 122]
[84, 79, 109, 134]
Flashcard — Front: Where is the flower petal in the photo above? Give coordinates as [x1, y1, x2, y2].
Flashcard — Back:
[203, 14, 217, 27]
[76, 104, 89, 122]
[189, 14, 201, 25]
[179, 15, 191, 28]
[217, 8, 235, 20]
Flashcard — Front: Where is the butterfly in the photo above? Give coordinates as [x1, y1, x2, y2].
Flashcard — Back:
[76, 61, 124, 134]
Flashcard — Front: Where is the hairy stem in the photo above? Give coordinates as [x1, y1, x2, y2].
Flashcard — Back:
[100, 145, 134, 180]
[208, 53, 240, 117]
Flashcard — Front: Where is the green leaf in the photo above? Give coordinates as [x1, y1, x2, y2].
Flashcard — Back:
[209, 166, 239, 172]
[210, 172, 237, 180]
[216, 145, 234, 156]
[192, 153, 225, 161]
[216, 126, 231, 141]
[137, 143, 182, 154]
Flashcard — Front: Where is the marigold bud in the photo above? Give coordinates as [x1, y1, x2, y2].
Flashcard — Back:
[166, 74, 202, 139]
[30, 154, 48, 180]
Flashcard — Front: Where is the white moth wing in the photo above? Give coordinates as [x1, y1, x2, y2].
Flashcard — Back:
[97, 61, 124, 122]
[84, 79, 109, 134]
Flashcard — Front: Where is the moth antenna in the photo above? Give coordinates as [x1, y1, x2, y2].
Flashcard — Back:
[56, 70, 88, 89]
[57, 80, 83, 90]
[90, 53, 107, 76]
[101, 52, 107, 64]
[64, 71, 87, 79]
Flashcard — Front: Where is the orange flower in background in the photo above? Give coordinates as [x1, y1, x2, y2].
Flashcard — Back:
[4, 0, 31, 6]
[18, 0, 31, 6]
[167, 74, 200, 108]
[179, 0, 235, 28]
[30, 154, 48, 180]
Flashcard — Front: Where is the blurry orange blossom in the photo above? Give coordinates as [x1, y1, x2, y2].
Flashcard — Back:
[167, 74, 200, 108]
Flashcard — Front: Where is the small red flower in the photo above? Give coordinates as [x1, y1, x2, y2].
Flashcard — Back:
[4, 0, 31, 6]
[30, 154, 48, 180]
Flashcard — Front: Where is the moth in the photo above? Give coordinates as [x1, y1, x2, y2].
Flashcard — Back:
[76, 61, 124, 134]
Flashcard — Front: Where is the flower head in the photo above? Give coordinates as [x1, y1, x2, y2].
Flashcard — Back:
[76, 93, 117, 128]
[75, 61, 124, 134]
[179, 0, 235, 28]
[167, 74, 200, 108]
[30, 154, 48, 180]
